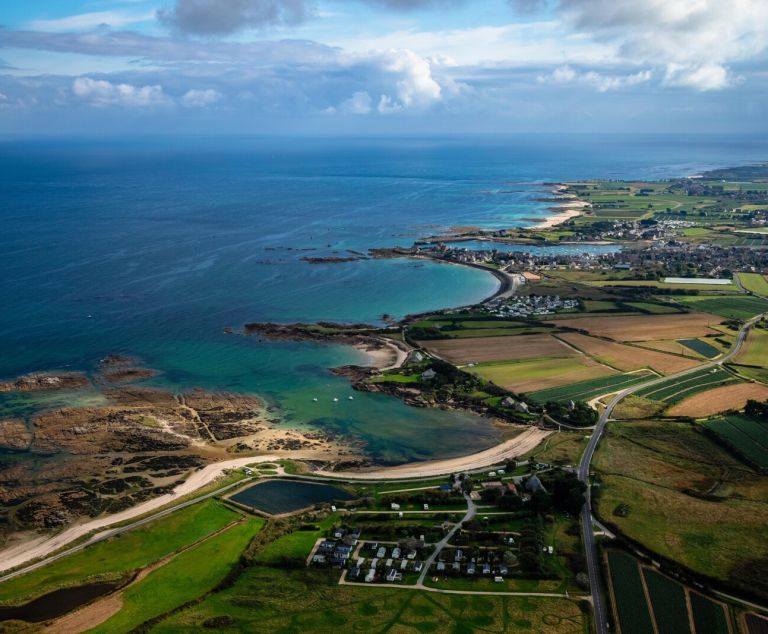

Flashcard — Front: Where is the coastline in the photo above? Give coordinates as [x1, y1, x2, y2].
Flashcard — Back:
[0, 426, 552, 574]
[316, 426, 551, 480]
[531, 185, 590, 229]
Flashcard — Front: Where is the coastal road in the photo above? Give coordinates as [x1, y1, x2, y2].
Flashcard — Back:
[577, 311, 762, 634]
[0, 473, 254, 585]
[417, 492, 476, 587]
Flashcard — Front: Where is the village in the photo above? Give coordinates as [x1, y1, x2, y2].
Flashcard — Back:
[305, 467, 566, 588]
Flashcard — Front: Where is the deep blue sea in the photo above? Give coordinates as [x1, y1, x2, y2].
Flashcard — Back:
[1, 134, 766, 463]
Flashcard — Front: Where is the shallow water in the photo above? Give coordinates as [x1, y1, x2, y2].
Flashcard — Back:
[1, 134, 765, 463]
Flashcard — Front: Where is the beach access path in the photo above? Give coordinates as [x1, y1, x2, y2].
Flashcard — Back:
[0, 426, 549, 577]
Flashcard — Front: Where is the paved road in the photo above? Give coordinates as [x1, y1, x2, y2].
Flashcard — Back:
[417, 492, 476, 586]
[577, 312, 761, 634]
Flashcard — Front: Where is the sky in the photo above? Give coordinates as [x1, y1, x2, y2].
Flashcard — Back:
[0, 0, 767, 135]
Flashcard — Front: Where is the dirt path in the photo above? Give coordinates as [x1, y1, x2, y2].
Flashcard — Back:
[317, 427, 551, 480]
[0, 455, 280, 575]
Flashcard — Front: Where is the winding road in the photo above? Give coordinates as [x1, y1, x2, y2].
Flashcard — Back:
[577, 311, 762, 634]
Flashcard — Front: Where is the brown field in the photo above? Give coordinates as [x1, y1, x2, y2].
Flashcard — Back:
[557, 332, 701, 374]
[546, 313, 722, 342]
[667, 382, 768, 417]
[419, 334, 574, 364]
[635, 339, 703, 358]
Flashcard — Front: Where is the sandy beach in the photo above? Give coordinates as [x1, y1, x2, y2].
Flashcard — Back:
[532, 185, 590, 229]
[0, 425, 551, 574]
[359, 337, 411, 371]
[316, 427, 551, 480]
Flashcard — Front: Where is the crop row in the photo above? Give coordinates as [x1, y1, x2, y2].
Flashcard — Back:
[636, 367, 740, 404]
[606, 550, 730, 634]
[704, 415, 768, 469]
[528, 371, 653, 404]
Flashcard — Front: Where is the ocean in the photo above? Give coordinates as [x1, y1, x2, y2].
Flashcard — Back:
[1, 134, 766, 463]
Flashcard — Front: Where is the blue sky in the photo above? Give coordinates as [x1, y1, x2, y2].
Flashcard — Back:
[1, 0, 767, 134]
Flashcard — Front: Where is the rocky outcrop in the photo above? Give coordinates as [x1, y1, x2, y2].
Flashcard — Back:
[0, 372, 89, 393]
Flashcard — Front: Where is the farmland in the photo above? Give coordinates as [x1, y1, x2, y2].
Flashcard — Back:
[546, 313, 722, 342]
[557, 332, 700, 374]
[643, 567, 692, 634]
[605, 550, 654, 634]
[737, 272, 768, 296]
[733, 325, 768, 367]
[586, 279, 741, 292]
[419, 333, 574, 364]
[606, 551, 732, 634]
[594, 422, 768, 598]
[152, 566, 588, 633]
[690, 592, 730, 634]
[668, 382, 768, 418]
[635, 367, 742, 407]
[0, 499, 242, 605]
[703, 414, 768, 470]
[671, 295, 768, 320]
[471, 355, 615, 393]
[527, 371, 655, 404]
[678, 338, 721, 358]
[90, 515, 264, 633]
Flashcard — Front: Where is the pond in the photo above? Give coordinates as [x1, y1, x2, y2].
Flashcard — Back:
[230, 479, 355, 515]
[0, 582, 118, 623]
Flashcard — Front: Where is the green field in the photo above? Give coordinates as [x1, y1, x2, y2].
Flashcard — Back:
[606, 550, 655, 634]
[587, 279, 741, 292]
[151, 566, 588, 633]
[672, 295, 768, 320]
[690, 592, 730, 634]
[678, 338, 721, 359]
[703, 414, 768, 469]
[253, 530, 322, 565]
[472, 356, 611, 391]
[370, 373, 420, 383]
[91, 516, 263, 633]
[642, 567, 692, 634]
[527, 371, 654, 404]
[737, 272, 768, 296]
[635, 367, 741, 405]
[595, 422, 768, 598]
[624, 302, 682, 314]
[735, 326, 768, 366]
[0, 500, 241, 605]
[582, 300, 623, 312]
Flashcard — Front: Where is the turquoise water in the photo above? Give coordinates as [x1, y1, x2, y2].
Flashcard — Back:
[1, 135, 766, 463]
[230, 479, 354, 514]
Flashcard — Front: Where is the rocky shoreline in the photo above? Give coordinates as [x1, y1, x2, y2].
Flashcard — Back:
[0, 362, 359, 543]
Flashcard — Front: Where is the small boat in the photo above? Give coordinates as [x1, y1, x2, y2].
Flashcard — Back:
[333, 397, 339, 402]
[312, 398, 318, 402]
[348, 396, 354, 400]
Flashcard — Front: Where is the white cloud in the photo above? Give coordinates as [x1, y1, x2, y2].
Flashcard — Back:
[663, 63, 733, 91]
[543, 0, 768, 90]
[377, 49, 442, 108]
[72, 77, 170, 107]
[181, 88, 222, 107]
[539, 65, 652, 92]
[29, 10, 155, 32]
[338, 91, 373, 114]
